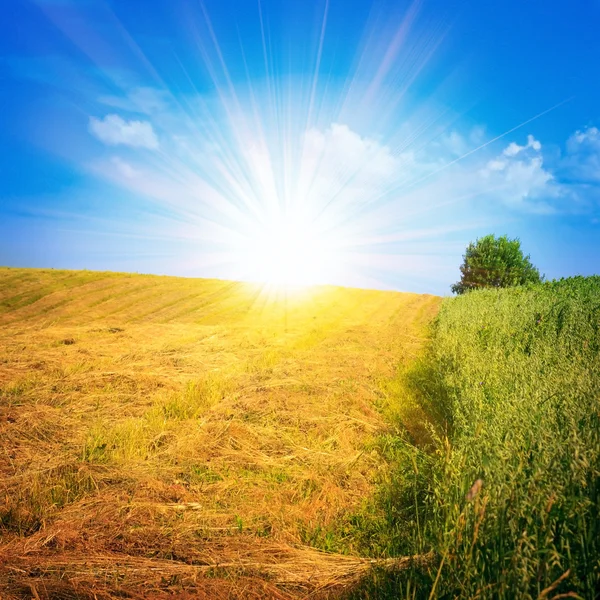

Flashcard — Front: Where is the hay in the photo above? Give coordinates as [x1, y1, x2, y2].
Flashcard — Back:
[1, 544, 434, 597]
[0, 268, 440, 598]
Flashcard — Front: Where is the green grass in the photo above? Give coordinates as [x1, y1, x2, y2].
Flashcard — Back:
[346, 276, 600, 598]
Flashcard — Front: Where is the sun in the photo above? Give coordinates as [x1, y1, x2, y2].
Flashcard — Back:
[239, 214, 344, 288]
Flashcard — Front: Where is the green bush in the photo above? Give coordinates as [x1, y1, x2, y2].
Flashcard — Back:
[452, 234, 543, 294]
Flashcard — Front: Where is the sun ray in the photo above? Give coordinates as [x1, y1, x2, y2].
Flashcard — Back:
[27, 0, 500, 294]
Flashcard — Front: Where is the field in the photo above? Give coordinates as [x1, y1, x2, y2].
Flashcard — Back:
[1, 268, 598, 599]
[356, 277, 599, 599]
[0, 267, 440, 599]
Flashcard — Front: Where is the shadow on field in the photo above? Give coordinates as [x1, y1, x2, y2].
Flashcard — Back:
[336, 355, 446, 600]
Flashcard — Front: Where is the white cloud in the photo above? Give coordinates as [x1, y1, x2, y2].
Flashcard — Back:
[569, 126, 600, 147]
[291, 123, 421, 222]
[301, 123, 398, 187]
[479, 136, 559, 212]
[90, 112, 600, 225]
[563, 126, 600, 183]
[238, 123, 405, 228]
[503, 134, 541, 157]
[433, 127, 486, 158]
[89, 114, 159, 149]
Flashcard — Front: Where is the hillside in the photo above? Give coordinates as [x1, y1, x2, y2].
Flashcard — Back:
[0, 267, 440, 599]
[352, 277, 599, 599]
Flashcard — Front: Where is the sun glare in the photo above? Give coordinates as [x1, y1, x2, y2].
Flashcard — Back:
[240, 216, 344, 288]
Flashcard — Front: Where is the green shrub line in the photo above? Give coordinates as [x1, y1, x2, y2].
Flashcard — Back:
[349, 276, 600, 598]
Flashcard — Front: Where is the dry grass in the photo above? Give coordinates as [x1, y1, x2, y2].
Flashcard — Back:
[0, 267, 440, 598]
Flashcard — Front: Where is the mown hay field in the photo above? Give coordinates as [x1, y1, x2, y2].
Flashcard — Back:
[0, 267, 440, 599]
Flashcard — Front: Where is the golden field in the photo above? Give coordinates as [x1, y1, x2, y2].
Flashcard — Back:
[0, 267, 440, 599]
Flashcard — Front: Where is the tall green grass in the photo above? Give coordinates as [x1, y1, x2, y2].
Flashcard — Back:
[351, 276, 600, 598]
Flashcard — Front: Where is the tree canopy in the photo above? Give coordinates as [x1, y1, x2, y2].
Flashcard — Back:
[452, 234, 543, 295]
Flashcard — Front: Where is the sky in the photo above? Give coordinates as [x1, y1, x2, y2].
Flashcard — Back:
[1, 0, 600, 295]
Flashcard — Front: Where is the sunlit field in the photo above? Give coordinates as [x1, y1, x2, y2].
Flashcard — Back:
[0, 267, 440, 598]
[2, 268, 598, 599]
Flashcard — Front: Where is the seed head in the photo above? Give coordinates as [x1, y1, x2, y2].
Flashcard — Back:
[466, 478, 483, 501]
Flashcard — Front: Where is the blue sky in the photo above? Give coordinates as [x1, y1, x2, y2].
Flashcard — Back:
[1, 0, 599, 294]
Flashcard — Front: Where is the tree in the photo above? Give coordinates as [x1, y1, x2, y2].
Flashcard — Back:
[452, 234, 543, 294]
